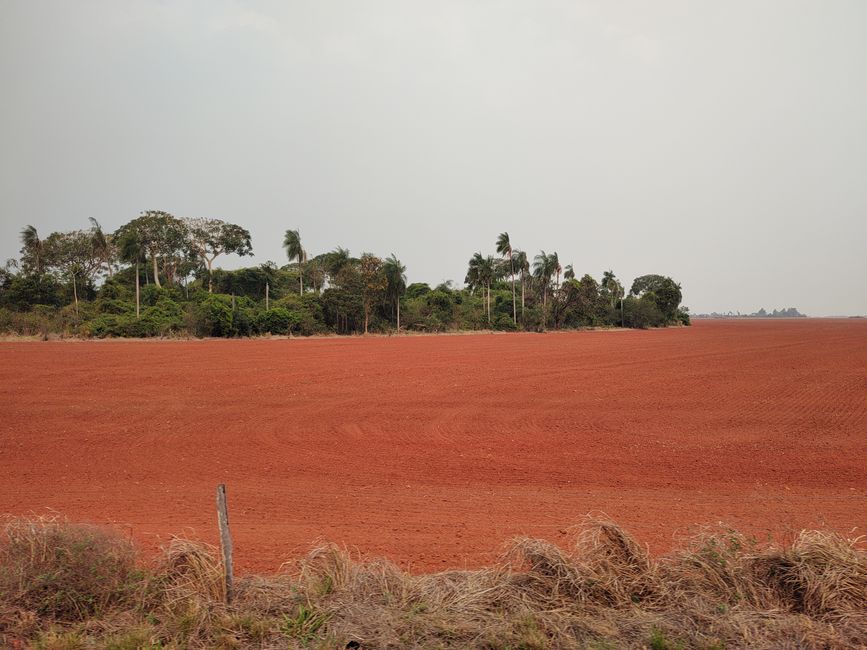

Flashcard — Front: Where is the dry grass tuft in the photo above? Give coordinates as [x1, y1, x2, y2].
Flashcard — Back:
[0, 515, 141, 622]
[1, 515, 865, 649]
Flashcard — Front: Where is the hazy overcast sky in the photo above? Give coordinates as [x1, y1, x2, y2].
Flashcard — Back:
[1, 1, 865, 315]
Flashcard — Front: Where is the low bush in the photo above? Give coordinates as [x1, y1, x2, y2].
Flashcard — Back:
[255, 307, 293, 335]
[190, 294, 234, 337]
[0, 516, 144, 621]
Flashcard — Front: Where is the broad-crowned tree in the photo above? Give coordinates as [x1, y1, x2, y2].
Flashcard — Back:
[185, 218, 253, 293]
[116, 211, 187, 288]
[44, 230, 102, 315]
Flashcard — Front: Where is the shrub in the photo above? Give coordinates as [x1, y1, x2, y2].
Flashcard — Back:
[0, 516, 143, 621]
[97, 299, 135, 315]
[623, 295, 665, 329]
[139, 296, 185, 336]
[190, 294, 233, 337]
[494, 312, 518, 331]
[256, 307, 292, 335]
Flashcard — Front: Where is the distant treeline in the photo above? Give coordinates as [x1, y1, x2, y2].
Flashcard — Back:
[695, 307, 806, 319]
[0, 211, 689, 338]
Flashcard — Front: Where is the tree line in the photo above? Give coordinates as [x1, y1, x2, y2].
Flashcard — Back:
[0, 210, 688, 338]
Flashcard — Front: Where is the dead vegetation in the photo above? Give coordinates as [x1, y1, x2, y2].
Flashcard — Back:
[1, 516, 864, 649]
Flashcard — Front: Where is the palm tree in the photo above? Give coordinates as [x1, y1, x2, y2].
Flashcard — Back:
[383, 254, 407, 332]
[324, 246, 351, 282]
[283, 229, 307, 295]
[550, 251, 562, 292]
[89, 217, 114, 278]
[513, 249, 529, 321]
[496, 232, 517, 325]
[19, 225, 45, 275]
[465, 252, 497, 323]
[533, 250, 557, 327]
[118, 230, 147, 318]
[602, 270, 623, 308]
[564, 264, 575, 281]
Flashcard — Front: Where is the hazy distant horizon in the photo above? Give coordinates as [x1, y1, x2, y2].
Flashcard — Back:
[2, 1, 865, 316]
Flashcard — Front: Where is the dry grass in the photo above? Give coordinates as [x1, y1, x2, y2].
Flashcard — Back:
[1, 516, 864, 649]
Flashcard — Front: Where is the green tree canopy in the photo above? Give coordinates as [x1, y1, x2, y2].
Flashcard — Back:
[185, 217, 253, 292]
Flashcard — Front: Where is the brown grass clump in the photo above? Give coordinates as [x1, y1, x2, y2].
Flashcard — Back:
[1, 515, 865, 649]
[0, 515, 143, 622]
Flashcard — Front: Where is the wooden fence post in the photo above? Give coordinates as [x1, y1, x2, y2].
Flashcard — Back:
[216, 483, 234, 603]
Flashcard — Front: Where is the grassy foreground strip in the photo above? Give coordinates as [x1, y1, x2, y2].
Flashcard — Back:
[1, 517, 864, 649]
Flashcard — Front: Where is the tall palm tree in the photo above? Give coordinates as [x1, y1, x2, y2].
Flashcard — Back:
[564, 264, 575, 281]
[496, 232, 516, 325]
[602, 270, 623, 308]
[118, 230, 147, 318]
[550, 251, 562, 292]
[465, 252, 497, 323]
[282, 229, 307, 295]
[383, 254, 407, 332]
[19, 225, 45, 275]
[513, 249, 529, 321]
[89, 217, 114, 278]
[533, 250, 557, 327]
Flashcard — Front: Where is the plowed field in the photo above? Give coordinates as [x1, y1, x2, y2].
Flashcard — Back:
[1, 319, 865, 572]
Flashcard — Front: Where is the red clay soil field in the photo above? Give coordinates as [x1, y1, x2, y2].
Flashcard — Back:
[1, 319, 865, 573]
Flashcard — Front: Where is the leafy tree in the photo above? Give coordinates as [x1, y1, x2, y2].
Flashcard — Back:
[44, 230, 102, 315]
[359, 254, 387, 334]
[630, 274, 682, 322]
[405, 282, 431, 299]
[283, 229, 307, 295]
[622, 294, 665, 329]
[117, 211, 187, 288]
[495, 232, 516, 325]
[383, 254, 407, 331]
[564, 264, 575, 281]
[184, 218, 253, 293]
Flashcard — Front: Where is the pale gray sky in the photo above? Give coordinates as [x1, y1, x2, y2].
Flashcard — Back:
[1, 1, 865, 315]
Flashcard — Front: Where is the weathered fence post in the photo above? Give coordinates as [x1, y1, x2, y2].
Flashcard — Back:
[216, 483, 234, 603]
[265, 282, 270, 311]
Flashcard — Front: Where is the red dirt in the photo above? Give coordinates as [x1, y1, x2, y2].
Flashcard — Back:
[1, 320, 865, 573]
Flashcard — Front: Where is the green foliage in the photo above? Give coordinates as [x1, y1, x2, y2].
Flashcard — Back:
[281, 604, 330, 645]
[405, 282, 431, 299]
[631, 275, 683, 322]
[4, 220, 691, 337]
[256, 307, 293, 334]
[622, 295, 666, 329]
[190, 294, 234, 337]
[85, 297, 184, 338]
[97, 299, 135, 315]
[0, 273, 63, 311]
